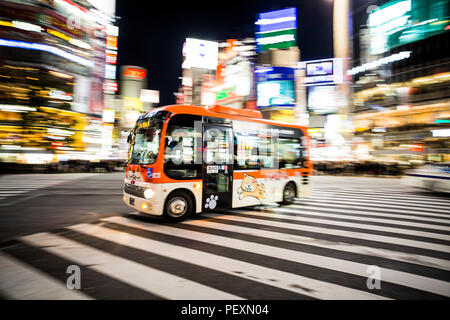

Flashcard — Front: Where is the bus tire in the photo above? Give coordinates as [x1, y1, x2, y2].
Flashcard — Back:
[278, 182, 296, 205]
[163, 190, 193, 222]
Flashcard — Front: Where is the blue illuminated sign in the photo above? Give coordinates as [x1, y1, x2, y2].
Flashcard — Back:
[257, 80, 295, 108]
[255, 67, 295, 82]
[256, 8, 297, 34]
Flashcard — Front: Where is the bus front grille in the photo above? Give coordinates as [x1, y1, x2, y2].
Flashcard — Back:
[124, 183, 145, 198]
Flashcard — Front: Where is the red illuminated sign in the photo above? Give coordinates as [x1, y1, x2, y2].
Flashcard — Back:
[50, 141, 64, 149]
[409, 144, 424, 152]
[123, 68, 146, 80]
[106, 36, 118, 49]
[106, 52, 117, 64]
[104, 81, 118, 92]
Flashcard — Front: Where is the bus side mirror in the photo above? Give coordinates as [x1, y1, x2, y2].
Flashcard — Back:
[127, 133, 132, 144]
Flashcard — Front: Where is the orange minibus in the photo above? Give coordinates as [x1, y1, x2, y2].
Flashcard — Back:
[124, 104, 312, 221]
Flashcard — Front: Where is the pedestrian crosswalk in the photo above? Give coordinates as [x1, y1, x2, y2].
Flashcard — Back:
[0, 185, 449, 300]
[0, 173, 99, 203]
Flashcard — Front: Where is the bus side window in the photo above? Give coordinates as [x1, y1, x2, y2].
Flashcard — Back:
[164, 114, 202, 179]
[278, 137, 303, 169]
[233, 125, 276, 170]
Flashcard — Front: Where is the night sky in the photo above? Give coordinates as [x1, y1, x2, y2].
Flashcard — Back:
[116, 0, 384, 106]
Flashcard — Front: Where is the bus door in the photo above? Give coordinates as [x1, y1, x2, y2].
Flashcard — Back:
[202, 124, 233, 211]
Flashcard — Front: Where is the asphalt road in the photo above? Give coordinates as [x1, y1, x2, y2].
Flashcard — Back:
[0, 172, 129, 242]
[0, 173, 449, 300]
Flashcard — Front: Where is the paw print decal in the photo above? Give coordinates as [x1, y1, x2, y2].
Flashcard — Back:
[205, 195, 219, 209]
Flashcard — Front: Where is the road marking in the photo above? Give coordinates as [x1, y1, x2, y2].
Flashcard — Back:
[293, 201, 450, 223]
[293, 200, 450, 224]
[255, 207, 450, 240]
[312, 189, 450, 204]
[306, 192, 450, 212]
[83, 220, 388, 300]
[199, 212, 450, 254]
[0, 251, 91, 300]
[104, 216, 450, 298]
[175, 211, 450, 271]
[20, 232, 241, 300]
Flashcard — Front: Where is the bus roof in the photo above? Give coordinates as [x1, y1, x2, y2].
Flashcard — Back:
[142, 104, 308, 131]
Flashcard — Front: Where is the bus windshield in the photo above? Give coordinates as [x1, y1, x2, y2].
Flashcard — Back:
[128, 118, 163, 165]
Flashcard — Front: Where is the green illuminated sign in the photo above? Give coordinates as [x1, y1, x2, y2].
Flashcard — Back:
[256, 29, 297, 51]
[216, 87, 235, 101]
[369, 0, 449, 54]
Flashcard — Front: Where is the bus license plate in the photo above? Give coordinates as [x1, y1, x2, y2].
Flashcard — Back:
[129, 197, 135, 206]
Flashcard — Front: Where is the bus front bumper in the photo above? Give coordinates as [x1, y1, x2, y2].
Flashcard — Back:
[123, 185, 164, 216]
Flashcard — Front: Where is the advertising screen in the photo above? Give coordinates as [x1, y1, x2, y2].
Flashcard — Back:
[255, 66, 295, 82]
[183, 38, 218, 70]
[255, 7, 297, 51]
[257, 80, 295, 108]
[256, 8, 297, 33]
[306, 61, 333, 76]
[368, 0, 411, 54]
[308, 85, 346, 114]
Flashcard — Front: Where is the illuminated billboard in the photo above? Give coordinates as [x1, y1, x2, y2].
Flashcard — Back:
[255, 8, 297, 52]
[368, 0, 411, 55]
[369, 0, 449, 54]
[306, 61, 333, 76]
[255, 66, 295, 82]
[105, 64, 116, 79]
[257, 80, 295, 107]
[122, 67, 146, 80]
[300, 58, 347, 85]
[256, 66, 295, 108]
[182, 38, 219, 70]
[308, 85, 346, 114]
[140, 89, 159, 103]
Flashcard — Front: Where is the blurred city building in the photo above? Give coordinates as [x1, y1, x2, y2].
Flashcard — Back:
[0, 0, 121, 171]
[177, 38, 218, 106]
[176, 7, 301, 125]
[254, 8, 300, 123]
[350, 0, 450, 164]
[298, 57, 353, 161]
[115, 65, 159, 156]
[213, 38, 256, 109]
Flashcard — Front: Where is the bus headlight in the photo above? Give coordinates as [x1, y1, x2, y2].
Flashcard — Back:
[144, 189, 155, 199]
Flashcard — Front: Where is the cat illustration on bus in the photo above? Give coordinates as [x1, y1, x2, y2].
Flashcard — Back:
[237, 173, 266, 201]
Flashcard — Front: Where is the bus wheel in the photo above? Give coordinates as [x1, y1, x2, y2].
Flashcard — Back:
[278, 183, 296, 205]
[163, 191, 193, 222]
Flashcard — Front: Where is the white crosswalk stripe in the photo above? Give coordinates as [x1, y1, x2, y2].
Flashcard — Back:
[20, 232, 242, 300]
[313, 189, 450, 204]
[201, 211, 450, 253]
[138, 214, 450, 271]
[0, 252, 91, 300]
[68, 222, 385, 300]
[299, 197, 450, 216]
[307, 192, 450, 211]
[293, 200, 449, 224]
[0, 174, 99, 202]
[0, 185, 449, 300]
[99, 216, 449, 297]
[290, 200, 448, 219]
[232, 207, 450, 241]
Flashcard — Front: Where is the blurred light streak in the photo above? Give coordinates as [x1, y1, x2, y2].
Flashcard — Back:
[49, 71, 73, 79]
[0, 39, 94, 68]
[0, 105, 36, 112]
